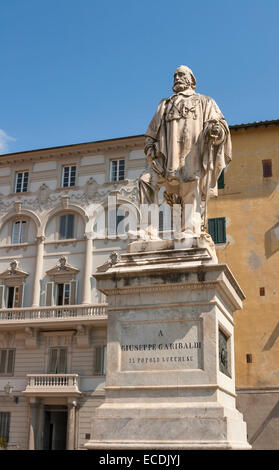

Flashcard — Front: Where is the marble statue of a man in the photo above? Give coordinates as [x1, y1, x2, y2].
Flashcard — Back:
[139, 65, 232, 239]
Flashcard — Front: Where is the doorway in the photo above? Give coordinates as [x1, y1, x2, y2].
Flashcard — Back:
[43, 405, 68, 450]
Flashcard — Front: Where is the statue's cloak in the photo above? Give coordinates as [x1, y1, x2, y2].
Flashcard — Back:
[145, 91, 232, 196]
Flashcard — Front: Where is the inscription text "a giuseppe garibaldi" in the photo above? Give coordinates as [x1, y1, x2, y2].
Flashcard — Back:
[121, 342, 201, 351]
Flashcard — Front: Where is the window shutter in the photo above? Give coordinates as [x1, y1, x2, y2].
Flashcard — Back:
[59, 348, 67, 373]
[67, 214, 75, 238]
[12, 221, 20, 243]
[59, 215, 66, 239]
[48, 348, 58, 373]
[70, 280, 77, 305]
[46, 282, 54, 306]
[217, 170, 225, 189]
[20, 221, 27, 243]
[0, 286, 5, 309]
[4, 287, 8, 309]
[0, 350, 7, 374]
[208, 217, 226, 244]
[18, 285, 24, 308]
[103, 345, 107, 375]
[94, 346, 104, 375]
[217, 218, 226, 243]
[0, 412, 10, 441]
[208, 219, 215, 241]
[7, 350, 15, 375]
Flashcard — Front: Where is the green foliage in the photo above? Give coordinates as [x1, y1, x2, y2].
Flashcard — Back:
[0, 437, 8, 449]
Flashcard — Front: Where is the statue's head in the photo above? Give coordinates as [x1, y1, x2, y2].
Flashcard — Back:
[172, 65, 196, 93]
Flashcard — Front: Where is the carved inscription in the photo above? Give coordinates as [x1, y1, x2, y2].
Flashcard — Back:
[120, 320, 202, 371]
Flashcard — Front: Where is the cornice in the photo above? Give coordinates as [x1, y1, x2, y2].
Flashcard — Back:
[1, 119, 279, 164]
[0, 135, 145, 165]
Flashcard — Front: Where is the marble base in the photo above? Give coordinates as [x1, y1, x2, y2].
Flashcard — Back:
[86, 241, 251, 450]
[85, 404, 250, 450]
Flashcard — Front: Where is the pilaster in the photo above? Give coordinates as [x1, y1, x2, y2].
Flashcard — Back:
[32, 236, 45, 307]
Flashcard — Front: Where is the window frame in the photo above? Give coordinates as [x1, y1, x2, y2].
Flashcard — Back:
[109, 159, 125, 182]
[58, 213, 75, 240]
[6, 285, 22, 309]
[0, 349, 16, 376]
[93, 344, 107, 376]
[262, 159, 272, 178]
[47, 347, 68, 374]
[208, 217, 226, 244]
[56, 282, 71, 306]
[11, 220, 27, 244]
[14, 171, 29, 193]
[61, 165, 77, 188]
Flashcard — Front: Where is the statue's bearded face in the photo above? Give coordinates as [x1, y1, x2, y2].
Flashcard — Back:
[172, 70, 192, 93]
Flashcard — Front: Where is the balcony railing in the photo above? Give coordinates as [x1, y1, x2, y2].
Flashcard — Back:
[0, 304, 107, 322]
[24, 374, 81, 395]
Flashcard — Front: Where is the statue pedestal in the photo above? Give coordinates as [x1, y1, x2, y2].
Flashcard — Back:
[85, 241, 251, 450]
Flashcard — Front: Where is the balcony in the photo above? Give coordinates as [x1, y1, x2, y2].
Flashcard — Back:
[23, 374, 81, 396]
[0, 304, 107, 326]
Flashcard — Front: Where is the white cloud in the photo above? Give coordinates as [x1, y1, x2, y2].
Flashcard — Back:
[0, 129, 16, 154]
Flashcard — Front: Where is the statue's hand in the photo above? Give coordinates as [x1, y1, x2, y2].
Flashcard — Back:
[210, 122, 220, 138]
[208, 121, 224, 144]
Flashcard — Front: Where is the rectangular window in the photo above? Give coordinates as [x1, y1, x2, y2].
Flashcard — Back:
[93, 345, 106, 375]
[48, 348, 67, 374]
[0, 412, 10, 448]
[59, 214, 75, 239]
[7, 286, 21, 309]
[208, 217, 226, 244]
[11, 220, 26, 244]
[0, 349, 15, 375]
[262, 159, 272, 178]
[14, 171, 29, 193]
[62, 165, 76, 187]
[57, 283, 71, 306]
[110, 159, 125, 182]
[217, 169, 225, 189]
[246, 354, 253, 364]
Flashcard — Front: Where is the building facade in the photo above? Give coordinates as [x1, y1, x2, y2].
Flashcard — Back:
[0, 121, 278, 449]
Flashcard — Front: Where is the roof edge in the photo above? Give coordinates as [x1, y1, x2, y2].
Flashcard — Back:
[1, 119, 279, 158]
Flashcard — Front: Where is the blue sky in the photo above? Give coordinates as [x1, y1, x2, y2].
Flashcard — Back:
[1, 0, 279, 154]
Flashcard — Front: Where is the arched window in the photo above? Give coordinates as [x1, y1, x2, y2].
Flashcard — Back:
[11, 220, 27, 244]
[58, 213, 75, 240]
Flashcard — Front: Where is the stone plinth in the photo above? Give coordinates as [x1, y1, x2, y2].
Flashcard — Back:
[85, 240, 251, 449]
